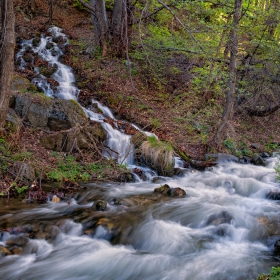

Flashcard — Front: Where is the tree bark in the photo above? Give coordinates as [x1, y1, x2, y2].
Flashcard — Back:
[90, 0, 108, 56]
[48, 0, 53, 24]
[211, 0, 242, 150]
[111, 0, 126, 56]
[0, 0, 15, 130]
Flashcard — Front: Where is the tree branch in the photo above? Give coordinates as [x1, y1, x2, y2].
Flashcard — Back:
[246, 104, 280, 117]
[78, 0, 95, 13]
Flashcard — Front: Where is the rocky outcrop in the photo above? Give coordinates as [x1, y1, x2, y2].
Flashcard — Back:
[11, 92, 88, 131]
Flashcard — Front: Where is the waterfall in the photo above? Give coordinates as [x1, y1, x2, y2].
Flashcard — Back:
[17, 26, 136, 165]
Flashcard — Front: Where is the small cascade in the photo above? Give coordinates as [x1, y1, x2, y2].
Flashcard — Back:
[16, 27, 151, 171]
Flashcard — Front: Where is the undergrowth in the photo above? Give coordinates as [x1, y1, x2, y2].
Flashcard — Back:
[257, 266, 280, 280]
[47, 154, 130, 182]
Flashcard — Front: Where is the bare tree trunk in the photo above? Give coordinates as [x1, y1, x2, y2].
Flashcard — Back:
[90, 0, 108, 56]
[48, 0, 53, 24]
[111, 0, 127, 57]
[211, 0, 242, 150]
[0, 0, 15, 130]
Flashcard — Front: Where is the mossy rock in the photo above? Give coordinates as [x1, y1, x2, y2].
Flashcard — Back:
[32, 37, 41, 47]
[136, 138, 175, 176]
[11, 75, 34, 92]
[13, 92, 88, 131]
[40, 64, 58, 78]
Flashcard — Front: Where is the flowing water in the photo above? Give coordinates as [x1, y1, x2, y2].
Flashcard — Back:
[4, 27, 280, 279]
[0, 160, 280, 279]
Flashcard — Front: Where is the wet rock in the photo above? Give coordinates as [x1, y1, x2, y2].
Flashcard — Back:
[266, 190, 280, 200]
[40, 64, 58, 78]
[23, 53, 33, 63]
[154, 184, 171, 195]
[251, 154, 266, 166]
[274, 240, 280, 254]
[46, 42, 54, 50]
[95, 200, 107, 211]
[32, 37, 41, 47]
[52, 195, 60, 203]
[0, 246, 12, 256]
[154, 184, 186, 197]
[169, 187, 186, 197]
[111, 197, 124, 206]
[261, 152, 270, 158]
[6, 235, 29, 247]
[10, 246, 23, 255]
[238, 156, 251, 164]
[174, 168, 188, 177]
[133, 168, 147, 181]
[206, 211, 234, 226]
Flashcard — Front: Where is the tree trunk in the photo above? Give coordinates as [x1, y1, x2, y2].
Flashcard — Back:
[90, 0, 108, 56]
[48, 0, 53, 24]
[111, 0, 127, 57]
[0, 0, 15, 130]
[211, 0, 242, 150]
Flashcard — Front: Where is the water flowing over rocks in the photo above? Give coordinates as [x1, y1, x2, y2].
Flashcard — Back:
[154, 184, 187, 197]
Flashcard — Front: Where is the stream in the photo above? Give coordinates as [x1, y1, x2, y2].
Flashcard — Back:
[1, 27, 280, 280]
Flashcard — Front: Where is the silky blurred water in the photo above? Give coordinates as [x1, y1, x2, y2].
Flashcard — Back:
[0, 159, 279, 280]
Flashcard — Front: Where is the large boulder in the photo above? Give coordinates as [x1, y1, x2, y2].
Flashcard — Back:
[12, 92, 88, 131]
[135, 137, 175, 176]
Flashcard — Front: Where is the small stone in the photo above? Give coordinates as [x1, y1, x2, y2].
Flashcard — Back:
[154, 184, 171, 195]
[95, 200, 107, 211]
[52, 195, 60, 203]
[0, 246, 12, 256]
[251, 154, 266, 166]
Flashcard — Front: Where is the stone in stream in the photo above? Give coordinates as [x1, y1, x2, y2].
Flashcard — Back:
[206, 211, 234, 226]
[0, 246, 12, 256]
[52, 195, 60, 203]
[95, 200, 107, 211]
[5, 235, 29, 247]
[250, 154, 266, 166]
[266, 190, 280, 200]
[154, 184, 186, 197]
[274, 240, 280, 254]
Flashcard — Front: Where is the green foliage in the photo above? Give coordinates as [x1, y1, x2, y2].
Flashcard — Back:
[147, 136, 173, 152]
[72, 0, 89, 9]
[47, 155, 129, 182]
[47, 155, 90, 181]
[265, 143, 279, 153]
[257, 266, 280, 280]
[149, 118, 161, 129]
